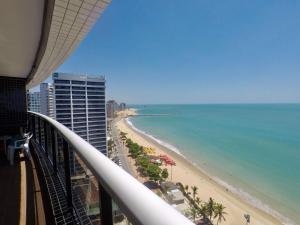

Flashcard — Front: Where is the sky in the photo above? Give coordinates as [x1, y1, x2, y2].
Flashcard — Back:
[54, 0, 300, 104]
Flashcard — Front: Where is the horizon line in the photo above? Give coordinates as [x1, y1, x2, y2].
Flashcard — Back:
[125, 102, 300, 105]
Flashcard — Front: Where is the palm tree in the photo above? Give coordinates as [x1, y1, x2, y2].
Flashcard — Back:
[206, 197, 215, 221]
[191, 186, 198, 201]
[195, 197, 201, 206]
[214, 203, 227, 225]
[184, 206, 198, 223]
[184, 184, 189, 191]
[188, 204, 198, 223]
[184, 185, 191, 196]
[198, 204, 208, 221]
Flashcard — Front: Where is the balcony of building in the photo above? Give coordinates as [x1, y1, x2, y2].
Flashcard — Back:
[0, 111, 194, 225]
[0, 0, 194, 224]
[0, 137, 53, 225]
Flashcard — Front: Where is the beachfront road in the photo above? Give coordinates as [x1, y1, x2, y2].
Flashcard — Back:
[111, 119, 133, 175]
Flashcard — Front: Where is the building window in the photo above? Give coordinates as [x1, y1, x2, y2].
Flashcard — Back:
[72, 80, 85, 85]
[54, 80, 70, 84]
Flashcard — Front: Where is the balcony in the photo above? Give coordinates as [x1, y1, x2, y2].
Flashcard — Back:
[24, 111, 194, 225]
[0, 112, 193, 225]
[0, 0, 193, 223]
[0, 136, 53, 225]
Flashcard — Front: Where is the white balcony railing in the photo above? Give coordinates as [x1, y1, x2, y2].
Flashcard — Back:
[28, 111, 194, 225]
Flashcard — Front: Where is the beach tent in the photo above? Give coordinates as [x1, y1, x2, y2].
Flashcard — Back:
[143, 146, 156, 155]
[159, 154, 176, 166]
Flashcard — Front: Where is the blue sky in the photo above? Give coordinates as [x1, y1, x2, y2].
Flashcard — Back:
[55, 0, 300, 104]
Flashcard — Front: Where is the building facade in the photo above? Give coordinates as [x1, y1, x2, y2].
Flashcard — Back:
[106, 100, 119, 118]
[53, 72, 107, 155]
[28, 92, 41, 113]
[119, 102, 126, 111]
[40, 83, 54, 118]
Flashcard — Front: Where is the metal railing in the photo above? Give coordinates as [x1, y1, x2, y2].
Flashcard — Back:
[28, 111, 193, 225]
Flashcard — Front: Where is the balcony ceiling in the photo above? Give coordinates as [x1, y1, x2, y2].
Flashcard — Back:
[0, 0, 44, 78]
[0, 0, 110, 89]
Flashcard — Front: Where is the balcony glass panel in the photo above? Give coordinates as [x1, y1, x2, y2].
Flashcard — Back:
[73, 105, 85, 109]
[87, 92, 105, 96]
[86, 81, 104, 86]
[73, 118, 87, 123]
[73, 100, 86, 104]
[87, 96, 104, 100]
[73, 95, 86, 100]
[55, 85, 70, 89]
[73, 86, 85, 90]
[72, 91, 85, 95]
[71, 150, 100, 225]
[56, 95, 71, 100]
[56, 133, 66, 184]
[73, 109, 86, 114]
[57, 114, 71, 119]
[87, 87, 104, 91]
[56, 100, 71, 104]
[54, 80, 70, 84]
[72, 81, 85, 85]
[88, 100, 104, 104]
[73, 115, 86, 119]
[56, 90, 70, 94]
[56, 107, 71, 111]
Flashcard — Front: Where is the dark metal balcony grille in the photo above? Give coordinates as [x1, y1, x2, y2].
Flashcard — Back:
[32, 140, 80, 225]
[29, 116, 99, 225]
[28, 111, 194, 225]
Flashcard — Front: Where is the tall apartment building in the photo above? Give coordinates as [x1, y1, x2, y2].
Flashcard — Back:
[106, 100, 119, 118]
[40, 83, 54, 118]
[28, 92, 41, 113]
[119, 102, 126, 111]
[53, 72, 107, 154]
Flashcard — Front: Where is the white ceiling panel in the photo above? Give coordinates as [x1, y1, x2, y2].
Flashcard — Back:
[0, 0, 44, 78]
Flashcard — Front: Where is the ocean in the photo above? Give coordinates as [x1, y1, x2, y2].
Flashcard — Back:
[128, 104, 300, 224]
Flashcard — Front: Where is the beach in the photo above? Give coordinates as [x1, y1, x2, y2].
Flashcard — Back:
[115, 109, 282, 225]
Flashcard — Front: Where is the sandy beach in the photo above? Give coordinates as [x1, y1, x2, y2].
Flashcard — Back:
[115, 109, 282, 225]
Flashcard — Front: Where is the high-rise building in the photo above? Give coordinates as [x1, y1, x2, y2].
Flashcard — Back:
[48, 84, 55, 118]
[106, 100, 119, 118]
[40, 83, 55, 118]
[53, 72, 107, 154]
[28, 92, 41, 113]
[119, 102, 126, 111]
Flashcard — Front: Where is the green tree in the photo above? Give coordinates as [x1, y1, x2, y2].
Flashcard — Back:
[206, 197, 215, 221]
[137, 155, 149, 167]
[126, 138, 133, 146]
[107, 139, 114, 151]
[147, 163, 162, 183]
[129, 143, 142, 158]
[120, 131, 127, 138]
[198, 204, 208, 221]
[184, 185, 191, 196]
[214, 203, 227, 225]
[185, 205, 198, 223]
[191, 186, 198, 202]
[136, 155, 150, 174]
[161, 168, 169, 181]
[195, 197, 201, 206]
[184, 185, 201, 223]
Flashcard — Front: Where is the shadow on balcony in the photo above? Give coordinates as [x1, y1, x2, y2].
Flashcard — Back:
[0, 151, 21, 225]
[0, 143, 53, 225]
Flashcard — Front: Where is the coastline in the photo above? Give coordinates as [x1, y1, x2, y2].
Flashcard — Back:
[115, 110, 284, 225]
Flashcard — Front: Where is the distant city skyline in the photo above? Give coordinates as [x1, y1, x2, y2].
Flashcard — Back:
[46, 1, 299, 104]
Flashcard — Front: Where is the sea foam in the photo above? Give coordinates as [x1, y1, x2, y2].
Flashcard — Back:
[126, 118, 183, 156]
[212, 177, 294, 225]
[125, 117, 295, 225]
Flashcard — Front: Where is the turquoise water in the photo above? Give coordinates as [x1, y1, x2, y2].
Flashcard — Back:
[129, 104, 300, 224]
